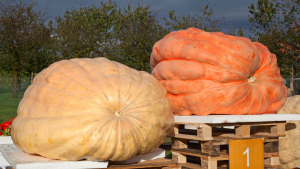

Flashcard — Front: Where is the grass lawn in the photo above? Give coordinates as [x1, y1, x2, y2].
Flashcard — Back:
[0, 91, 24, 123]
[0, 105, 18, 123]
[164, 137, 172, 158]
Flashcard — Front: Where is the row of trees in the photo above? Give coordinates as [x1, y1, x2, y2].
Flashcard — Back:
[0, 0, 299, 97]
[0, 0, 232, 97]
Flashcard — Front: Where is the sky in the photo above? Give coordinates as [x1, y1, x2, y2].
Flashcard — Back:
[35, 0, 258, 36]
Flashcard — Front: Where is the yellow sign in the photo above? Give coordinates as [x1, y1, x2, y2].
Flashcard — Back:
[229, 139, 264, 169]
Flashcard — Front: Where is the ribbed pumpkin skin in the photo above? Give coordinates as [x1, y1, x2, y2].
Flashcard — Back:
[11, 57, 174, 161]
[276, 95, 300, 169]
[150, 28, 287, 115]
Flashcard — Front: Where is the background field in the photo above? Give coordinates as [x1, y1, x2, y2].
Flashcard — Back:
[0, 83, 27, 123]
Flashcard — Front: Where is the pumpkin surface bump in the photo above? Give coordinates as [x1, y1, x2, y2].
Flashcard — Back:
[150, 28, 287, 115]
[277, 95, 300, 168]
[12, 57, 174, 161]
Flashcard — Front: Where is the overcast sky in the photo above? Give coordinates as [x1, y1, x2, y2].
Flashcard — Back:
[35, 0, 258, 36]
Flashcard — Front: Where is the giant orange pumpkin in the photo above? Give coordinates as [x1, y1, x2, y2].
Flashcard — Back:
[150, 28, 287, 115]
[11, 57, 174, 161]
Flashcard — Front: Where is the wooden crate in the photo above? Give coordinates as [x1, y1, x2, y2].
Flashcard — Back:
[159, 121, 285, 169]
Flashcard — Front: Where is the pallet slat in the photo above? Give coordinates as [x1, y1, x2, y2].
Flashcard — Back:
[108, 158, 180, 169]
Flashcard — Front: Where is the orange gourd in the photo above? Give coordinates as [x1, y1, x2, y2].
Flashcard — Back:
[150, 28, 287, 115]
[11, 57, 174, 161]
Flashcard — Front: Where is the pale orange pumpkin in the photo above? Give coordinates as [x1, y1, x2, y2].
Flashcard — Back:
[277, 95, 300, 168]
[150, 28, 287, 115]
[11, 57, 174, 161]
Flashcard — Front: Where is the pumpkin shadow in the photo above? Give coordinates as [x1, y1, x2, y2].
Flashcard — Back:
[285, 122, 297, 131]
[251, 122, 297, 133]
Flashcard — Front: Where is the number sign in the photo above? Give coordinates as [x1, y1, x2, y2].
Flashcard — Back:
[229, 139, 264, 169]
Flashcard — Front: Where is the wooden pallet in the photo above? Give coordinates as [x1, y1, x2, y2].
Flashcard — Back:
[160, 121, 285, 169]
[108, 158, 181, 169]
[170, 121, 286, 140]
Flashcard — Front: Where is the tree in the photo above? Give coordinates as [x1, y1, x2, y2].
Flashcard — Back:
[248, 0, 279, 32]
[163, 4, 226, 32]
[248, 0, 300, 95]
[227, 22, 244, 36]
[0, 0, 53, 98]
[162, 4, 244, 37]
[52, 1, 117, 59]
[109, 4, 167, 72]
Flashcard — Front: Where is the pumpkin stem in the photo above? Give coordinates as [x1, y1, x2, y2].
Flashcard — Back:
[114, 110, 121, 117]
[248, 76, 256, 83]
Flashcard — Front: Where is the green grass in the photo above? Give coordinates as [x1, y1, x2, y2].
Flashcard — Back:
[0, 105, 18, 123]
[165, 137, 171, 143]
[165, 150, 172, 158]
[164, 137, 172, 158]
[0, 91, 24, 123]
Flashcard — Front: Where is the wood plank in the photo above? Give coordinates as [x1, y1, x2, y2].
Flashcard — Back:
[172, 149, 228, 160]
[166, 163, 182, 169]
[213, 133, 251, 139]
[108, 158, 178, 168]
[176, 121, 286, 127]
[174, 114, 294, 124]
[169, 133, 260, 141]
[180, 163, 201, 169]
[264, 138, 279, 142]
[200, 154, 229, 161]
[168, 134, 213, 141]
[264, 164, 280, 168]
[168, 147, 215, 158]
[109, 157, 170, 165]
[211, 139, 229, 145]
[264, 152, 279, 157]
[248, 135, 278, 141]
[252, 132, 282, 137]
[214, 133, 277, 140]
[178, 129, 242, 139]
